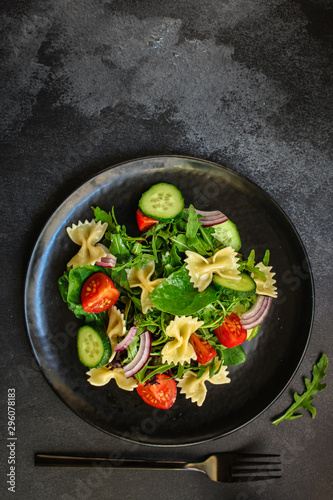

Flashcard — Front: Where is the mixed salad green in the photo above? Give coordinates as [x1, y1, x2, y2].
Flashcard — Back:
[58, 182, 277, 409]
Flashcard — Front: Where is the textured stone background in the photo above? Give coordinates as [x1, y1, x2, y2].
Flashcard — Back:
[1, 1, 332, 499]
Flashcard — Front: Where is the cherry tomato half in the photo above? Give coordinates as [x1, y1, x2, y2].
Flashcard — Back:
[190, 333, 217, 364]
[214, 312, 247, 348]
[81, 272, 119, 313]
[137, 373, 177, 409]
[136, 209, 158, 232]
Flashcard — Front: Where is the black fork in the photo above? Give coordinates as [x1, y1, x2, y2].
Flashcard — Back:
[35, 452, 281, 483]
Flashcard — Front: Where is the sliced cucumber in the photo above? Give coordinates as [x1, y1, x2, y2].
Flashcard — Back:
[139, 183, 184, 221]
[213, 219, 242, 251]
[77, 325, 111, 368]
[213, 273, 256, 298]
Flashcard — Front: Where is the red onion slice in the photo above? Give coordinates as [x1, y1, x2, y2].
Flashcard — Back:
[195, 209, 223, 218]
[123, 331, 151, 379]
[240, 296, 273, 329]
[95, 257, 117, 268]
[114, 327, 137, 352]
[199, 215, 228, 227]
[190, 208, 228, 227]
[95, 243, 117, 268]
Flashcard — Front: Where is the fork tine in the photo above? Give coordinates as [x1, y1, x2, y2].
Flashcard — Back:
[228, 453, 281, 482]
[233, 468, 281, 474]
[234, 460, 281, 467]
[234, 453, 280, 459]
[232, 475, 282, 482]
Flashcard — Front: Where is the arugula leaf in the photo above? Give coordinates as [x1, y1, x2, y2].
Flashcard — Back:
[196, 364, 209, 379]
[177, 363, 186, 379]
[188, 235, 210, 255]
[108, 233, 131, 260]
[272, 354, 328, 425]
[199, 226, 215, 252]
[263, 249, 270, 266]
[186, 205, 200, 240]
[240, 250, 266, 281]
[141, 363, 175, 384]
[92, 206, 115, 229]
[170, 234, 192, 253]
[247, 249, 255, 268]
[246, 265, 266, 281]
[122, 334, 140, 364]
[150, 267, 218, 315]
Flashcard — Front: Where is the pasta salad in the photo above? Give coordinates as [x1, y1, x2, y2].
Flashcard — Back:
[58, 182, 277, 409]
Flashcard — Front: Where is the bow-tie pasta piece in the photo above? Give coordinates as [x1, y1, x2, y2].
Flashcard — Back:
[126, 260, 164, 314]
[185, 247, 240, 292]
[251, 262, 277, 298]
[106, 305, 126, 361]
[66, 219, 108, 268]
[177, 369, 209, 406]
[161, 316, 204, 365]
[208, 363, 230, 386]
[177, 362, 230, 406]
[87, 366, 137, 390]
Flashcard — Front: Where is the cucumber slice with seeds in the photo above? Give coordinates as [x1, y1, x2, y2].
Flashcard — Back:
[77, 325, 111, 368]
[213, 273, 256, 298]
[212, 219, 242, 251]
[139, 183, 184, 221]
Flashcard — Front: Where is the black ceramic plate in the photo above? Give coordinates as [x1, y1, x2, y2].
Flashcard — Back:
[24, 156, 314, 446]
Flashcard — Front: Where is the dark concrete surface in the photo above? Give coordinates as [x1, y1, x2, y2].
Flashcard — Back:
[1, 1, 332, 499]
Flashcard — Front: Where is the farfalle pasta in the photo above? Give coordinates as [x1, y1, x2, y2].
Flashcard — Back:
[251, 262, 277, 298]
[87, 366, 137, 390]
[66, 219, 108, 268]
[185, 246, 240, 292]
[126, 260, 164, 313]
[177, 363, 230, 406]
[106, 305, 126, 360]
[161, 316, 204, 365]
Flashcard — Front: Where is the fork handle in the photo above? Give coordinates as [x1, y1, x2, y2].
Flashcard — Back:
[35, 454, 188, 470]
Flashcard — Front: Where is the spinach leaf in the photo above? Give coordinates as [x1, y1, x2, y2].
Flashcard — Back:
[66, 265, 99, 302]
[58, 265, 108, 328]
[150, 267, 217, 315]
[222, 345, 246, 365]
[58, 272, 69, 302]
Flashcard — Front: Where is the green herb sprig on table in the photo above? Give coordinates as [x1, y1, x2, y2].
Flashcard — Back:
[272, 354, 328, 425]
